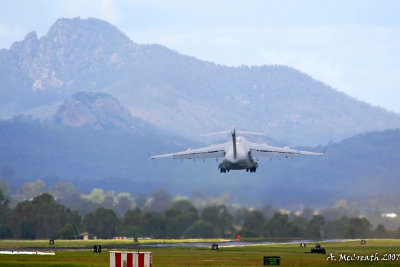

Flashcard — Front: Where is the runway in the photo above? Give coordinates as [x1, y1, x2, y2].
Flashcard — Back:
[1, 239, 351, 251]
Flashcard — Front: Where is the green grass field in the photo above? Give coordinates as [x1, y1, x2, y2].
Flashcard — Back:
[0, 238, 230, 248]
[0, 239, 399, 266]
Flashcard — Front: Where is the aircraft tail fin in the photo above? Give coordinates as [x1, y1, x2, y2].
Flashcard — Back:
[232, 128, 237, 159]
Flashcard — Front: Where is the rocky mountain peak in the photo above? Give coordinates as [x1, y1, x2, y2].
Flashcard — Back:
[9, 31, 39, 66]
[8, 17, 138, 93]
[25, 31, 38, 41]
[53, 92, 135, 131]
[44, 17, 133, 49]
[38, 17, 136, 68]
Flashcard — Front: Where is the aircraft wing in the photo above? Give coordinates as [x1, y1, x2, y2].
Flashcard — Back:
[250, 143, 324, 158]
[150, 143, 226, 160]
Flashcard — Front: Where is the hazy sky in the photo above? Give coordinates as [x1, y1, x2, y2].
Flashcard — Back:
[1, 0, 399, 113]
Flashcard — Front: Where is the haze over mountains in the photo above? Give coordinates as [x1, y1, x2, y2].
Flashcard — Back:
[0, 91, 399, 215]
[1, 17, 400, 145]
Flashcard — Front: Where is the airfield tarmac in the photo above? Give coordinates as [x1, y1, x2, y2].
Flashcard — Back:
[0, 238, 358, 250]
[1, 239, 399, 266]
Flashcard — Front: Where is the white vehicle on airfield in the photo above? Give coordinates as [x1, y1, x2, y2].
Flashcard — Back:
[150, 128, 324, 173]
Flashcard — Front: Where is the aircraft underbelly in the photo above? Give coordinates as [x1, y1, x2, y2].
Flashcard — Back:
[222, 156, 252, 170]
[221, 147, 254, 170]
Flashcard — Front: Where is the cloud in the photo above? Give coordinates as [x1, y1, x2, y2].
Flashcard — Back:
[100, 0, 123, 24]
[58, 0, 122, 24]
[0, 23, 10, 36]
[0, 22, 26, 49]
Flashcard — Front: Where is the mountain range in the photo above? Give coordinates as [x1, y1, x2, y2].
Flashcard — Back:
[1, 17, 399, 216]
[1, 17, 400, 145]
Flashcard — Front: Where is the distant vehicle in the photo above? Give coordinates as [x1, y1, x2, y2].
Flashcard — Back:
[150, 128, 324, 173]
[311, 244, 326, 254]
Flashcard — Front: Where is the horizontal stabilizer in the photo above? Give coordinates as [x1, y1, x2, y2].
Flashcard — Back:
[236, 130, 266, 136]
[201, 128, 266, 137]
[200, 130, 232, 136]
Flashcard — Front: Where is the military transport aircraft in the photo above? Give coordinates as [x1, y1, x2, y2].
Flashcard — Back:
[150, 128, 324, 173]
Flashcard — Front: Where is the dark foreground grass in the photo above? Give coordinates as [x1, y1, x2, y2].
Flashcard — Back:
[0, 239, 399, 266]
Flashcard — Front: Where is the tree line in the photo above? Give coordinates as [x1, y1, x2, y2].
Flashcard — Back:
[1, 188, 399, 240]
